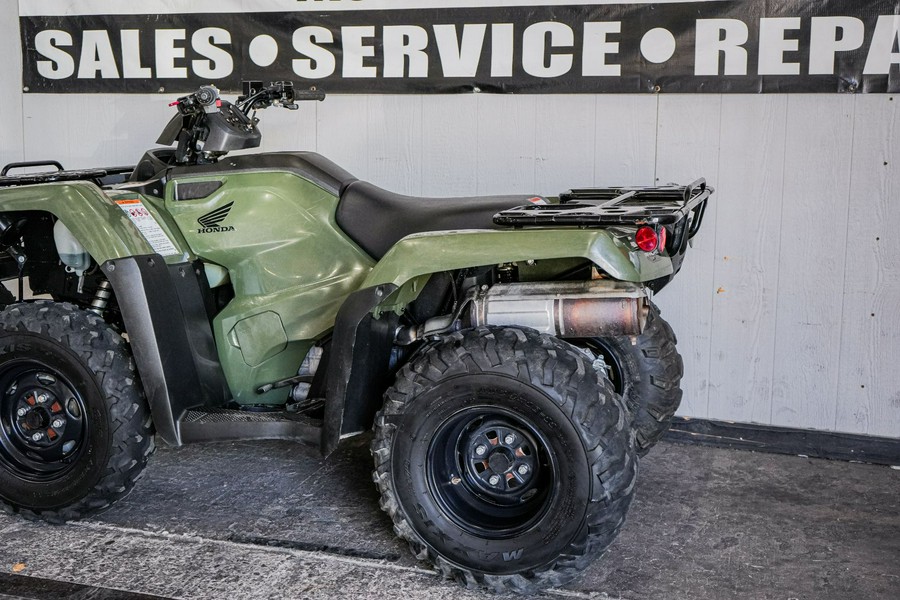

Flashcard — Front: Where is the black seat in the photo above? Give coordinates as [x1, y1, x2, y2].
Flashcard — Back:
[336, 180, 538, 260]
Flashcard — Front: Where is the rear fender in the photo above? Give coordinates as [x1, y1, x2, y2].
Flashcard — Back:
[361, 228, 673, 290]
[322, 228, 674, 455]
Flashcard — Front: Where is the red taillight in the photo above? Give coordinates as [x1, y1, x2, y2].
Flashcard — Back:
[659, 226, 667, 251]
[635, 226, 659, 252]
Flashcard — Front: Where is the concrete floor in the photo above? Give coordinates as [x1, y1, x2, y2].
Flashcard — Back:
[0, 438, 897, 600]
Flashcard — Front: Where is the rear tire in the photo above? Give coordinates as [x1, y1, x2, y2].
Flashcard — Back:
[0, 301, 154, 522]
[574, 303, 683, 456]
[372, 327, 637, 593]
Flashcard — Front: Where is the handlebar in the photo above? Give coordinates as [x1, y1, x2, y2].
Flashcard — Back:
[161, 81, 324, 165]
[169, 82, 324, 118]
[236, 81, 325, 114]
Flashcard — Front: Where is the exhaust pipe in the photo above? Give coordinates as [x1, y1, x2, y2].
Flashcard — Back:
[472, 280, 648, 338]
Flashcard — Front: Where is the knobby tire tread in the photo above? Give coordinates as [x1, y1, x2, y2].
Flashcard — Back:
[592, 303, 683, 456]
[372, 326, 637, 593]
[0, 301, 155, 523]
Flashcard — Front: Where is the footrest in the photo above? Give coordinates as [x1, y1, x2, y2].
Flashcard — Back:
[179, 408, 322, 446]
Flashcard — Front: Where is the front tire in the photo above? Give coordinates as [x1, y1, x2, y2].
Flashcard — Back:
[0, 301, 154, 522]
[372, 327, 637, 593]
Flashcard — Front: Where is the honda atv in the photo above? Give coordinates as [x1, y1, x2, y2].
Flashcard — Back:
[0, 82, 711, 593]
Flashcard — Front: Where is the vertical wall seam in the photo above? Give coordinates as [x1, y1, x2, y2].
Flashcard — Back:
[364, 96, 371, 181]
[313, 100, 319, 153]
[18, 92, 25, 162]
[420, 95, 425, 195]
[705, 95, 725, 420]
[531, 97, 536, 192]
[702, 95, 724, 419]
[531, 97, 537, 192]
[592, 96, 598, 185]
[474, 93, 481, 195]
[768, 95, 791, 426]
[17, 13, 26, 162]
[113, 99, 119, 167]
[833, 95, 858, 433]
[652, 94, 660, 184]
[65, 99, 72, 169]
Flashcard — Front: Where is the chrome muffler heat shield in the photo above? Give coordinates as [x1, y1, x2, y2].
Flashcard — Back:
[473, 280, 648, 338]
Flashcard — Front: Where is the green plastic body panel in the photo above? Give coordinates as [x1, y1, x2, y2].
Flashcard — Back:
[363, 229, 674, 290]
[0, 174, 674, 414]
[0, 182, 191, 263]
[163, 172, 374, 405]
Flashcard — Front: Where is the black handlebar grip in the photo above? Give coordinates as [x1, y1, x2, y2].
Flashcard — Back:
[295, 90, 326, 102]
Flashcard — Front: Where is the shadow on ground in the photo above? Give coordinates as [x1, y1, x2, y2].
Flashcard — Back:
[1, 438, 897, 599]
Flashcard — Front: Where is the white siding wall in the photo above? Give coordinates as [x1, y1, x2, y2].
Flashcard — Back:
[1, 11, 898, 438]
[0, 5, 24, 168]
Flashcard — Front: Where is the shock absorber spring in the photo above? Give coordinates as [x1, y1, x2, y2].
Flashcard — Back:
[88, 279, 113, 315]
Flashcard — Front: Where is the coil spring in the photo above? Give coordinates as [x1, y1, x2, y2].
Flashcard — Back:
[88, 279, 112, 315]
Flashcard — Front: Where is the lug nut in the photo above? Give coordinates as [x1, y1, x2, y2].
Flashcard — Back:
[504, 433, 516, 445]
[36, 394, 49, 404]
[17, 408, 27, 417]
[475, 444, 487, 456]
[488, 475, 501, 485]
[31, 432, 43, 442]
[518, 464, 529, 475]
[52, 419, 65, 429]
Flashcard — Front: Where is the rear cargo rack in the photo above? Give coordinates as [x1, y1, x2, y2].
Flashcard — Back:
[494, 178, 713, 239]
[0, 160, 133, 188]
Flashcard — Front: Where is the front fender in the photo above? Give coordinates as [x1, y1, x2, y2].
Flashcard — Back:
[362, 228, 673, 289]
[0, 182, 189, 263]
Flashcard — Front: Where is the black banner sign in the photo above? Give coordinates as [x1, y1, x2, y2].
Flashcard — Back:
[18, 1, 900, 94]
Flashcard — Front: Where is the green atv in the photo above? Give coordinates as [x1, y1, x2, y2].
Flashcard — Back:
[0, 82, 711, 593]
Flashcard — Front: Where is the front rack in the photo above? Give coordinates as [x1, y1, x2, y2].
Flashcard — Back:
[494, 178, 713, 238]
[0, 160, 133, 188]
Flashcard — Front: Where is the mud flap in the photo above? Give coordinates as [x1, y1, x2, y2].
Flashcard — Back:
[322, 284, 398, 456]
[103, 255, 228, 445]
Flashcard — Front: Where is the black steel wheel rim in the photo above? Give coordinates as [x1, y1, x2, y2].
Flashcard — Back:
[0, 360, 89, 482]
[426, 405, 557, 539]
[575, 339, 625, 394]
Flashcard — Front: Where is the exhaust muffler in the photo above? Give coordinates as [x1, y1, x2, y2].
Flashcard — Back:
[472, 280, 648, 338]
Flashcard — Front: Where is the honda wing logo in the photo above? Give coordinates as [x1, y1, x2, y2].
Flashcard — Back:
[197, 202, 235, 233]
